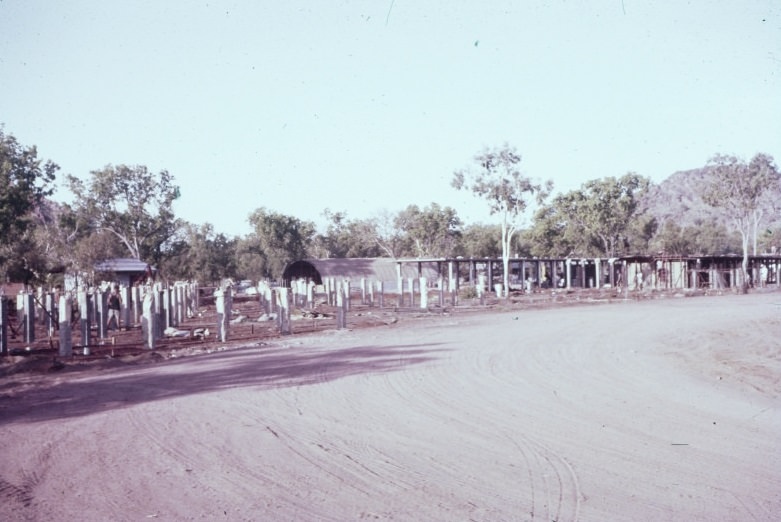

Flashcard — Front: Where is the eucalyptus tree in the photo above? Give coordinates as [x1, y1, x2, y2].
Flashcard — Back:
[394, 203, 462, 258]
[452, 144, 551, 296]
[534, 173, 651, 258]
[65, 164, 181, 263]
[0, 128, 57, 280]
[702, 153, 780, 290]
[240, 207, 316, 281]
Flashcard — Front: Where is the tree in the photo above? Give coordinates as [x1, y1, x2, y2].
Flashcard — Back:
[314, 209, 384, 258]
[394, 203, 462, 258]
[241, 208, 316, 281]
[452, 144, 551, 296]
[534, 174, 651, 258]
[160, 223, 238, 283]
[458, 223, 502, 258]
[65, 164, 181, 262]
[702, 153, 780, 290]
[0, 128, 57, 279]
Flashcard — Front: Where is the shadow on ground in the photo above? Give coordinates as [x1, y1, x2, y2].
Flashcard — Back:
[0, 342, 448, 425]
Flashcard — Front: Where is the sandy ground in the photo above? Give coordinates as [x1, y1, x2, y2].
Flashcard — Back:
[1, 292, 780, 521]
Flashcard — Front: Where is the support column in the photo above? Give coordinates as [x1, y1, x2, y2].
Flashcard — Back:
[0, 296, 7, 356]
[142, 289, 155, 350]
[58, 295, 72, 357]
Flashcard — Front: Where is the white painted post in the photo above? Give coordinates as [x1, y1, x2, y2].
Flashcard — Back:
[58, 295, 72, 357]
[407, 277, 414, 307]
[565, 259, 572, 289]
[343, 279, 351, 311]
[215, 287, 228, 342]
[278, 287, 291, 335]
[377, 280, 384, 308]
[78, 290, 90, 352]
[307, 280, 315, 308]
[419, 277, 428, 309]
[131, 286, 141, 325]
[45, 292, 56, 337]
[23, 293, 35, 343]
[142, 288, 155, 350]
[336, 285, 347, 329]
[478, 274, 486, 305]
[96, 289, 108, 339]
[121, 286, 132, 330]
[595, 258, 601, 289]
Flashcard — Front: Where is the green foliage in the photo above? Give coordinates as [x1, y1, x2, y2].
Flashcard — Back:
[314, 209, 384, 258]
[65, 164, 181, 262]
[458, 223, 502, 258]
[701, 153, 780, 285]
[0, 128, 57, 278]
[394, 203, 462, 258]
[242, 207, 316, 281]
[160, 223, 238, 283]
[453, 144, 551, 295]
[535, 173, 651, 257]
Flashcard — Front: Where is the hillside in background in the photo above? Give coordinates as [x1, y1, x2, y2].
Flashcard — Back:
[642, 167, 781, 232]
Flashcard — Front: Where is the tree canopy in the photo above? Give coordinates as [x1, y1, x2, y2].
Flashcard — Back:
[452, 144, 551, 295]
[701, 153, 781, 288]
[65, 165, 181, 262]
[0, 129, 58, 280]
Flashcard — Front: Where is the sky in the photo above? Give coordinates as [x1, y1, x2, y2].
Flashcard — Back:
[1, 0, 779, 237]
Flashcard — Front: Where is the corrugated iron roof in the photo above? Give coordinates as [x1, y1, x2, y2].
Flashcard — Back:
[283, 258, 441, 290]
[94, 258, 153, 273]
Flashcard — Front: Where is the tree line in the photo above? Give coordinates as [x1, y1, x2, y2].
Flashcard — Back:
[2, 127, 779, 289]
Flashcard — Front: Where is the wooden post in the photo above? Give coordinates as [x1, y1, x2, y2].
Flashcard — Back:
[277, 287, 291, 335]
[438, 275, 445, 307]
[142, 288, 155, 350]
[162, 286, 173, 329]
[121, 286, 132, 330]
[393, 263, 400, 306]
[307, 280, 315, 308]
[343, 279, 351, 311]
[0, 296, 7, 356]
[78, 290, 90, 352]
[96, 289, 108, 339]
[215, 287, 230, 342]
[23, 292, 35, 343]
[155, 287, 165, 340]
[45, 292, 56, 337]
[132, 286, 142, 326]
[336, 285, 347, 329]
[595, 258, 601, 289]
[58, 295, 72, 357]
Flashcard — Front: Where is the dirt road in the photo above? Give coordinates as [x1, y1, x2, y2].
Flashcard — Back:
[2, 292, 779, 521]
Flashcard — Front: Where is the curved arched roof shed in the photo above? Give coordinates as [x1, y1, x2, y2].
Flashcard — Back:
[283, 258, 440, 291]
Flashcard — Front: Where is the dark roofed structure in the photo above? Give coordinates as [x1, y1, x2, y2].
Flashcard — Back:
[94, 258, 155, 287]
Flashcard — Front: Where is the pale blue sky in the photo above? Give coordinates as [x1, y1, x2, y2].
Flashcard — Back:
[2, 0, 779, 237]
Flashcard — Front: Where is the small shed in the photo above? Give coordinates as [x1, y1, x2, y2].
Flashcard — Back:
[94, 258, 155, 287]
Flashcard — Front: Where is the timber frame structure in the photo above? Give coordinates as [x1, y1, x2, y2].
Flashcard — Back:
[391, 254, 781, 292]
